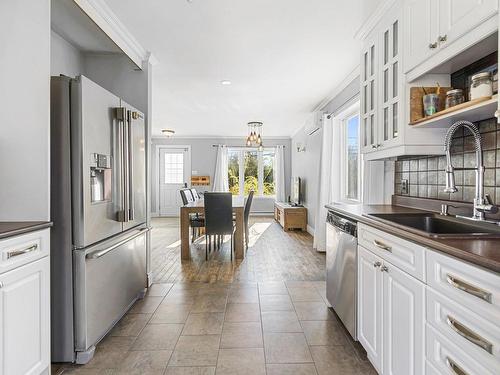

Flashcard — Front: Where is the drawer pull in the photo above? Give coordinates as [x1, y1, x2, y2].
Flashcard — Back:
[446, 315, 493, 354]
[6, 244, 38, 259]
[446, 274, 492, 303]
[373, 239, 392, 252]
[446, 357, 468, 375]
[86, 228, 149, 259]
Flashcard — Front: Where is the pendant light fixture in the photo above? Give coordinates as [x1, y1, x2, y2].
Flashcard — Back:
[246, 121, 264, 151]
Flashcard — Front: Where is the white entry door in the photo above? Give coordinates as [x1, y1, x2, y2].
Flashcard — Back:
[159, 147, 191, 216]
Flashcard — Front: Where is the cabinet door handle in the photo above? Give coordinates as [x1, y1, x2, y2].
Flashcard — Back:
[446, 316, 493, 354]
[373, 239, 392, 252]
[380, 265, 389, 272]
[6, 244, 38, 259]
[446, 357, 469, 375]
[429, 42, 438, 49]
[446, 274, 492, 303]
[438, 35, 447, 43]
[373, 261, 381, 268]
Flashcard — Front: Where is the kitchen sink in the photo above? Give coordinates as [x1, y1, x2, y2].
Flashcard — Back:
[366, 213, 500, 238]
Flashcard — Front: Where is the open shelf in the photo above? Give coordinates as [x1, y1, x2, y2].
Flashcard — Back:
[409, 96, 498, 128]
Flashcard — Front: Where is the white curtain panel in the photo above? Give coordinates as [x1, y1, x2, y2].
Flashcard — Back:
[274, 145, 286, 202]
[313, 115, 340, 252]
[213, 145, 229, 192]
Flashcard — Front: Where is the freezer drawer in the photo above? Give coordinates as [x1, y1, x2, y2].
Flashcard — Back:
[73, 228, 147, 358]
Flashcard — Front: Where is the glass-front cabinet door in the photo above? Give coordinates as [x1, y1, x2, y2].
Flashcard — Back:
[361, 38, 378, 154]
[378, 10, 402, 149]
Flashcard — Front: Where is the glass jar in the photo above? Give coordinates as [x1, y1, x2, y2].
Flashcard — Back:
[470, 72, 493, 100]
[445, 89, 465, 109]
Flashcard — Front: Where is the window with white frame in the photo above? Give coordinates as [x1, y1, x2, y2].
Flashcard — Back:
[227, 148, 276, 196]
[339, 105, 361, 201]
[163, 152, 184, 184]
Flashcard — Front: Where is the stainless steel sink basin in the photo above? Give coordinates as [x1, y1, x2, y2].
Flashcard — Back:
[366, 213, 500, 238]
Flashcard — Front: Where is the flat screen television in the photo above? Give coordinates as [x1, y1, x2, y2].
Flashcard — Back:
[291, 177, 301, 206]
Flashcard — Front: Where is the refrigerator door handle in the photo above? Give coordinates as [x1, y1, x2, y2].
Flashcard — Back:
[127, 110, 134, 221]
[122, 108, 130, 222]
[115, 107, 128, 222]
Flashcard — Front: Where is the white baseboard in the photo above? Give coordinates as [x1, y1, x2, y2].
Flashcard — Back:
[307, 225, 315, 236]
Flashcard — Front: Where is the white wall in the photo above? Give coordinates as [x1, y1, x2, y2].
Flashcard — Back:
[151, 137, 292, 215]
[0, 0, 51, 220]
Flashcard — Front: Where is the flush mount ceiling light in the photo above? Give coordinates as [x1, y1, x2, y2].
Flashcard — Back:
[220, 80, 232, 85]
[162, 129, 175, 137]
[246, 121, 264, 151]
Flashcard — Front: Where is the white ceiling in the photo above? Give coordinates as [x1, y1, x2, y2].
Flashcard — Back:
[104, 0, 365, 137]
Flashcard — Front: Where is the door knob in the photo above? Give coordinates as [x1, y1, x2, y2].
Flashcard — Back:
[381, 265, 389, 272]
[429, 42, 438, 49]
[373, 261, 382, 268]
[438, 35, 447, 43]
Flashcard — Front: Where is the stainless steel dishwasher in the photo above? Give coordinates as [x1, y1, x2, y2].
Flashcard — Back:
[326, 210, 358, 340]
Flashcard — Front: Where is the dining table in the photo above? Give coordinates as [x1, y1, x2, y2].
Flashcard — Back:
[180, 195, 245, 260]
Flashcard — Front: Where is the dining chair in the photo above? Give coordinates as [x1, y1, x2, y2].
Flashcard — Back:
[190, 188, 200, 200]
[203, 192, 235, 260]
[244, 191, 254, 250]
[179, 189, 204, 242]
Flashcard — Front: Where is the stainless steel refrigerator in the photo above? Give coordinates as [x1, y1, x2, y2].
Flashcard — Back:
[50, 75, 148, 364]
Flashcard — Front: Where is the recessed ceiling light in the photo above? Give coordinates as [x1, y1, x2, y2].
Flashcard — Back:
[221, 80, 232, 85]
[162, 129, 175, 137]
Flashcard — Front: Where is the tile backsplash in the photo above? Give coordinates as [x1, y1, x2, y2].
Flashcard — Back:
[394, 117, 500, 204]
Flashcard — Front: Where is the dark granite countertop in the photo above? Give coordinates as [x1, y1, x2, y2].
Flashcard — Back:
[326, 202, 500, 274]
[0, 222, 52, 240]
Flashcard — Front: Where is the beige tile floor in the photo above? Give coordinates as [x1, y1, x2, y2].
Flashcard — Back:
[54, 280, 376, 374]
[52, 217, 376, 374]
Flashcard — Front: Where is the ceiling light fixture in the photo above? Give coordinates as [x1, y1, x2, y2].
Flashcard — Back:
[220, 80, 232, 85]
[246, 121, 264, 151]
[162, 129, 175, 137]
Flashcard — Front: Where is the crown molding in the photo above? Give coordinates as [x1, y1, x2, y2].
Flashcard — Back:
[354, 0, 398, 41]
[73, 0, 157, 69]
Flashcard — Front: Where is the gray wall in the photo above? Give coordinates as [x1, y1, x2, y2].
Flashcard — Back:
[0, 0, 51, 220]
[51, 30, 85, 77]
[291, 130, 323, 231]
[151, 137, 292, 215]
[291, 76, 360, 232]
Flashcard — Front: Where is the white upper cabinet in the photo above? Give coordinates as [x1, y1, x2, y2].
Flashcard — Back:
[403, 0, 438, 74]
[361, 4, 404, 154]
[404, 0, 498, 73]
[361, 35, 378, 154]
[439, 0, 498, 46]
[379, 12, 402, 150]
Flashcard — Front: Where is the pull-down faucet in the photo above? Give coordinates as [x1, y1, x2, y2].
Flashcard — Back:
[444, 120, 497, 221]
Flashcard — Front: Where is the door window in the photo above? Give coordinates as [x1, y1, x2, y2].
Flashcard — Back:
[164, 153, 184, 184]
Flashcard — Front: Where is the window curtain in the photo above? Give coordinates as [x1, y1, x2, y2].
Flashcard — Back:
[213, 145, 229, 192]
[313, 115, 341, 252]
[274, 145, 286, 202]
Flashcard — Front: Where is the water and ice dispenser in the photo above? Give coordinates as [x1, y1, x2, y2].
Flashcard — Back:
[90, 153, 112, 203]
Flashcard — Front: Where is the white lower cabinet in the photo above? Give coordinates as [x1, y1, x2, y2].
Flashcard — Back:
[358, 245, 425, 375]
[358, 224, 500, 375]
[358, 246, 384, 372]
[0, 254, 50, 375]
[383, 260, 425, 375]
